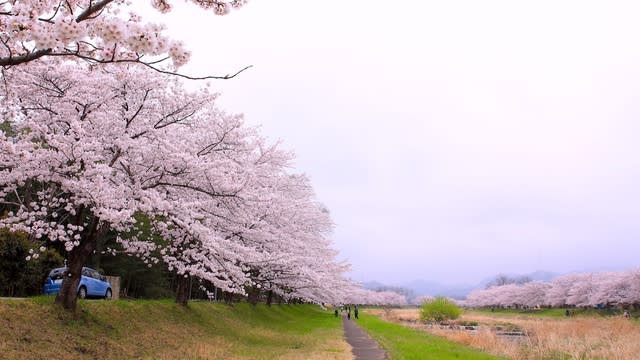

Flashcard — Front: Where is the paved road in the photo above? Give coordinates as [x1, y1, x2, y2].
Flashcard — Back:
[343, 317, 388, 360]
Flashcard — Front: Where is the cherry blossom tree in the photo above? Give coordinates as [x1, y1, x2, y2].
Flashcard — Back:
[133, 127, 353, 306]
[413, 294, 434, 305]
[622, 269, 640, 307]
[465, 287, 497, 308]
[493, 283, 522, 307]
[0, 60, 260, 309]
[1, 58, 355, 309]
[0, 1, 364, 313]
[341, 286, 408, 306]
[515, 281, 550, 307]
[564, 273, 599, 307]
[0, 0, 250, 78]
[545, 273, 582, 307]
[591, 272, 629, 307]
[218, 172, 351, 305]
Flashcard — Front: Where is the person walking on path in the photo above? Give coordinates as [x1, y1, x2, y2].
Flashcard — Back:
[354, 305, 359, 319]
[347, 308, 351, 320]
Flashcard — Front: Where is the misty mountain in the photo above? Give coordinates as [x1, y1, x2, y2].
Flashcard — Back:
[403, 279, 474, 300]
[362, 279, 474, 300]
[361, 281, 387, 290]
[477, 270, 558, 288]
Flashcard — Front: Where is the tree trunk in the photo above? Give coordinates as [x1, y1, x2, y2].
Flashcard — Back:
[247, 286, 260, 305]
[223, 291, 234, 305]
[266, 290, 273, 307]
[92, 231, 108, 272]
[175, 274, 190, 307]
[55, 217, 101, 311]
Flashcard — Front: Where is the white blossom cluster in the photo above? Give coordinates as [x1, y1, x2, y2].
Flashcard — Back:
[340, 286, 409, 306]
[0, 1, 247, 68]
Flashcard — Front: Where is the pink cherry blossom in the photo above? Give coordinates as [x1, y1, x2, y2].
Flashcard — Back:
[0, 1, 250, 70]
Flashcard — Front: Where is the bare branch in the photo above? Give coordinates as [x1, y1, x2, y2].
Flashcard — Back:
[141, 63, 253, 81]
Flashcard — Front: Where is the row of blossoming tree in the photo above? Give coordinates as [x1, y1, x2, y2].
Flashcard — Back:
[464, 269, 640, 309]
[0, 0, 401, 311]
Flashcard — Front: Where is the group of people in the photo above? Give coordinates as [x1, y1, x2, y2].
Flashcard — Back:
[334, 305, 359, 320]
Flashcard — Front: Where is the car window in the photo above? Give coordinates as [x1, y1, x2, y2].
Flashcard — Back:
[49, 267, 66, 279]
[82, 268, 91, 277]
[91, 270, 101, 279]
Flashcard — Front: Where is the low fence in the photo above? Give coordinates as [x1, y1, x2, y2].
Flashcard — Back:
[105, 276, 121, 300]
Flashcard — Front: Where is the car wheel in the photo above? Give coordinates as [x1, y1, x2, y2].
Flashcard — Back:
[78, 286, 87, 299]
[105, 289, 112, 300]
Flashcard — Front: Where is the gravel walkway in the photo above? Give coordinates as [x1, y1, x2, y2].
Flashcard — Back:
[342, 317, 388, 360]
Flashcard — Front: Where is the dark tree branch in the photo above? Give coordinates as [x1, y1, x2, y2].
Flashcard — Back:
[143, 182, 238, 198]
[39, 2, 63, 23]
[125, 89, 151, 128]
[75, 0, 114, 23]
[1, 43, 252, 82]
[0, 49, 52, 67]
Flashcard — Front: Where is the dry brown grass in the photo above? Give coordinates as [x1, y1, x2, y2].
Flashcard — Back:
[146, 339, 235, 360]
[278, 338, 353, 360]
[370, 308, 640, 360]
[151, 336, 352, 360]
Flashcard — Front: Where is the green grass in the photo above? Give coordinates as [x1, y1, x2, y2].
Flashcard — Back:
[357, 313, 504, 360]
[473, 307, 639, 318]
[474, 307, 567, 317]
[0, 297, 350, 359]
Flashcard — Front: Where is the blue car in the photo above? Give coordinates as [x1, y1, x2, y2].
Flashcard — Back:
[44, 267, 113, 299]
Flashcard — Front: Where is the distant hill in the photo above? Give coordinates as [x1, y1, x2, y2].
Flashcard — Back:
[403, 279, 474, 300]
[527, 270, 558, 282]
[361, 279, 474, 300]
[477, 270, 558, 288]
[362, 280, 387, 290]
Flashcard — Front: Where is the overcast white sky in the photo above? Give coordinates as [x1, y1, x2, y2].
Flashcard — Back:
[142, 0, 640, 285]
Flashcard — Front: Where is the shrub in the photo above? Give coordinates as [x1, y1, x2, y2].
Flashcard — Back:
[0, 229, 64, 297]
[420, 296, 461, 323]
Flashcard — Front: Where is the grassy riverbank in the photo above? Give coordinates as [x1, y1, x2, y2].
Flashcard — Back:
[472, 307, 639, 318]
[375, 307, 640, 359]
[357, 312, 504, 360]
[0, 297, 350, 360]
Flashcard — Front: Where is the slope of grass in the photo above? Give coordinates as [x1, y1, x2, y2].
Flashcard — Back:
[356, 312, 504, 360]
[0, 297, 350, 360]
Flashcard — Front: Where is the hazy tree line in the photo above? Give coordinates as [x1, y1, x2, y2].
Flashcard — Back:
[466, 270, 640, 309]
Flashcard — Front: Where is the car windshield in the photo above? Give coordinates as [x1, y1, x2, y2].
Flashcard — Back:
[48, 267, 66, 279]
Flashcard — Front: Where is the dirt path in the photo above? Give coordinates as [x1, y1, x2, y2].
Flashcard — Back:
[342, 317, 387, 360]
